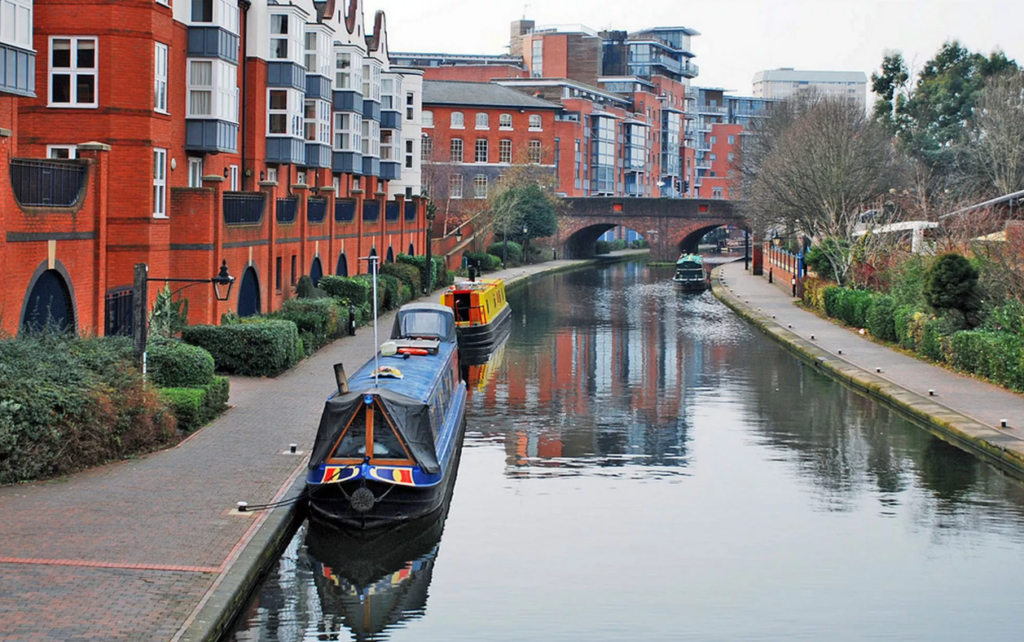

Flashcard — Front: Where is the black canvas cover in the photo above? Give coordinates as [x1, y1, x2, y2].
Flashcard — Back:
[309, 387, 440, 474]
[390, 303, 457, 343]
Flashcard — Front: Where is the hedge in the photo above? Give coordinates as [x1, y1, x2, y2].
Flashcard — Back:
[822, 287, 874, 329]
[487, 241, 522, 265]
[382, 262, 421, 297]
[397, 254, 448, 292]
[0, 335, 176, 484]
[894, 305, 917, 350]
[146, 339, 215, 388]
[319, 275, 371, 306]
[269, 298, 339, 354]
[866, 295, 897, 343]
[800, 276, 832, 313]
[182, 320, 300, 377]
[464, 252, 502, 272]
[159, 375, 231, 433]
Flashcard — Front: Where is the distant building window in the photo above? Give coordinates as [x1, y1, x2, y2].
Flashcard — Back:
[333, 112, 361, 151]
[421, 134, 433, 160]
[451, 111, 464, 128]
[188, 157, 203, 187]
[153, 148, 167, 218]
[531, 39, 543, 78]
[499, 113, 512, 129]
[266, 167, 277, 184]
[474, 174, 487, 199]
[475, 112, 488, 129]
[710, 136, 716, 145]
[449, 174, 463, 199]
[499, 139, 512, 164]
[450, 138, 463, 163]
[405, 139, 414, 169]
[422, 110, 433, 127]
[528, 140, 542, 164]
[528, 114, 542, 130]
[406, 92, 415, 121]
[230, 165, 239, 190]
[154, 42, 168, 113]
[305, 99, 331, 144]
[49, 37, 97, 107]
[475, 138, 488, 163]
[47, 145, 77, 159]
[270, 14, 289, 59]
[728, 135, 735, 145]
[712, 187, 724, 199]
[335, 51, 354, 89]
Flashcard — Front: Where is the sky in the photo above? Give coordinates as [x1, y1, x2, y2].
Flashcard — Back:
[372, 0, 1024, 98]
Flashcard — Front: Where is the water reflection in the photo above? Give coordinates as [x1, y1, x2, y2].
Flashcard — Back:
[304, 510, 448, 641]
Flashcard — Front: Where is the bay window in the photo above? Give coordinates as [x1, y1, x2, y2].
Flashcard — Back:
[361, 118, 380, 157]
[305, 99, 331, 144]
[187, 58, 238, 123]
[153, 148, 167, 218]
[0, 0, 33, 51]
[190, 0, 239, 34]
[334, 49, 362, 91]
[268, 88, 303, 138]
[333, 112, 361, 151]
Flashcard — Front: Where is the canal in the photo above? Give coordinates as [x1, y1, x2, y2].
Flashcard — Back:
[228, 260, 1024, 642]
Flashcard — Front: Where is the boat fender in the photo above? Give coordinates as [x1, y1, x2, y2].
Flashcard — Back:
[398, 347, 429, 356]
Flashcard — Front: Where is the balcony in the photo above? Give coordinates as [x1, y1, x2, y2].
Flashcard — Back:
[307, 197, 328, 224]
[0, 42, 35, 97]
[266, 137, 305, 165]
[332, 150, 362, 174]
[305, 74, 331, 102]
[10, 159, 87, 208]
[304, 142, 331, 169]
[379, 161, 401, 181]
[380, 110, 402, 130]
[223, 192, 266, 226]
[276, 197, 297, 224]
[187, 26, 239, 64]
[186, 120, 238, 154]
[267, 61, 305, 91]
[335, 198, 356, 222]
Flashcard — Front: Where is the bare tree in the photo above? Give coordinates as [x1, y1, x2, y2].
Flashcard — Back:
[959, 71, 1024, 198]
[738, 96, 905, 283]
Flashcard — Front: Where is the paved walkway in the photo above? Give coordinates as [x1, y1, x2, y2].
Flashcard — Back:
[0, 258, 596, 642]
[715, 261, 1024, 471]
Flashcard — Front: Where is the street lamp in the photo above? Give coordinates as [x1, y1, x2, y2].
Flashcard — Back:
[132, 260, 235, 366]
[455, 227, 463, 243]
[423, 200, 437, 294]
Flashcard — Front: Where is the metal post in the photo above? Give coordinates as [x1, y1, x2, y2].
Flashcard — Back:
[744, 230, 750, 271]
[503, 236, 508, 268]
[132, 263, 149, 367]
[423, 223, 432, 294]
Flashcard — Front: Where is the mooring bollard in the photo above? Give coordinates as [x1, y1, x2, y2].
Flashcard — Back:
[348, 305, 357, 336]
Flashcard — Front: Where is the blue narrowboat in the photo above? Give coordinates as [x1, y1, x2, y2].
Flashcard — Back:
[306, 303, 468, 528]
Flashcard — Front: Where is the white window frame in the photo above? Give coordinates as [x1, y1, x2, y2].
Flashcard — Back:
[153, 148, 167, 218]
[188, 157, 203, 187]
[450, 138, 463, 163]
[422, 110, 434, 128]
[361, 118, 380, 157]
[475, 138, 488, 163]
[528, 114, 543, 130]
[229, 165, 239, 191]
[334, 49, 361, 90]
[405, 139, 414, 169]
[191, 0, 239, 35]
[266, 167, 278, 184]
[528, 140, 542, 164]
[405, 92, 415, 121]
[449, 174, 463, 199]
[47, 145, 77, 159]
[421, 135, 433, 160]
[268, 88, 302, 138]
[269, 13, 301, 64]
[333, 112, 362, 152]
[498, 139, 512, 164]
[499, 113, 513, 129]
[451, 111, 464, 129]
[49, 37, 98, 108]
[154, 42, 168, 114]
[156, 0, 170, 6]
[380, 129, 396, 161]
[187, 58, 238, 124]
[305, 99, 331, 144]
[1, 0, 33, 51]
[473, 174, 487, 199]
[475, 112, 489, 130]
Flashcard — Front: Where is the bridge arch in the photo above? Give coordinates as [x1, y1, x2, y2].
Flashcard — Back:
[557, 197, 749, 261]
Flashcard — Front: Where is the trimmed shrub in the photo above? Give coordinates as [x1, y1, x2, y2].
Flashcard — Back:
[182, 321, 300, 377]
[160, 388, 205, 433]
[866, 295, 897, 343]
[924, 253, 980, 323]
[295, 274, 326, 299]
[319, 275, 371, 306]
[840, 289, 873, 329]
[464, 252, 502, 272]
[146, 339, 215, 388]
[487, 241, 522, 265]
[800, 276, 834, 313]
[919, 317, 955, 363]
[0, 335, 176, 484]
[823, 286, 842, 319]
[595, 240, 612, 255]
[382, 262, 421, 297]
[894, 305, 918, 350]
[202, 376, 230, 421]
[397, 254, 447, 293]
[270, 298, 339, 354]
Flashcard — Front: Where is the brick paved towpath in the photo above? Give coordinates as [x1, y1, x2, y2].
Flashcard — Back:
[714, 261, 1024, 474]
[0, 257, 601, 642]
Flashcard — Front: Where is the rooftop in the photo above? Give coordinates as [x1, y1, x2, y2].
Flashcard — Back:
[422, 80, 561, 110]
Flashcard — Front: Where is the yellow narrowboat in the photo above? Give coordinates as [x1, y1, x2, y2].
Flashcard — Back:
[440, 277, 512, 356]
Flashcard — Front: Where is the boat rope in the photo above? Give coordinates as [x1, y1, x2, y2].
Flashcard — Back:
[236, 487, 309, 513]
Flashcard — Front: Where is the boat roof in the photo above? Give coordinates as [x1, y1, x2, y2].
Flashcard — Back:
[449, 278, 504, 291]
[677, 253, 703, 263]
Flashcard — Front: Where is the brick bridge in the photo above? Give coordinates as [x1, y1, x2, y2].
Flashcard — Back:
[557, 197, 753, 263]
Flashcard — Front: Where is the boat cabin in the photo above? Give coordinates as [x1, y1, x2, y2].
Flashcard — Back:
[442, 279, 508, 328]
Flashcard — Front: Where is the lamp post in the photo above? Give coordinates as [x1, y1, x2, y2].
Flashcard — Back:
[132, 260, 235, 367]
[522, 224, 529, 264]
[423, 201, 437, 294]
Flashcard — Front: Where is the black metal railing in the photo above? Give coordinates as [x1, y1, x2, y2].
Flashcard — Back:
[10, 158, 87, 208]
[363, 201, 380, 222]
[104, 288, 133, 337]
[385, 202, 400, 221]
[223, 192, 266, 225]
[405, 201, 417, 221]
[276, 197, 298, 224]
[307, 197, 327, 224]
[335, 199, 356, 222]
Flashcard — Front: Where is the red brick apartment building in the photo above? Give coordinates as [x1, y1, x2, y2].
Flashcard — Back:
[0, 0, 428, 337]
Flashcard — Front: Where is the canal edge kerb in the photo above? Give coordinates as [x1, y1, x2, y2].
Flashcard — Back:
[176, 474, 307, 642]
[710, 267, 1024, 478]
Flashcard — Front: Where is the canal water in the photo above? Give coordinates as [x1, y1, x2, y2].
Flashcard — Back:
[228, 260, 1024, 642]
